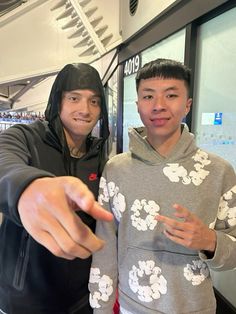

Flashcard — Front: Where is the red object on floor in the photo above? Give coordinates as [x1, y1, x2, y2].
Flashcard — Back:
[113, 290, 120, 314]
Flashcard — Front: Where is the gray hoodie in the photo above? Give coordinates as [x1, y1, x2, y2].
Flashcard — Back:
[89, 125, 236, 314]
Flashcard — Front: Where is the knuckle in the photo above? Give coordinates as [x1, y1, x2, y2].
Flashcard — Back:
[75, 226, 91, 243]
[51, 246, 65, 258]
[79, 251, 92, 259]
[64, 242, 78, 255]
[65, 243, 91, 259]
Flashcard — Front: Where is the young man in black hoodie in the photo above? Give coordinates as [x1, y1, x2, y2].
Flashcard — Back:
[0, 63, 112, 314]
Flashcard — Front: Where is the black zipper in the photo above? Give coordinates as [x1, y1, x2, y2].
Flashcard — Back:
[13, 230, 30, 290]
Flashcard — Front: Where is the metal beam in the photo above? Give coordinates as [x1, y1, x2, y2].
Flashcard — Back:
[69, 0, 106, 54]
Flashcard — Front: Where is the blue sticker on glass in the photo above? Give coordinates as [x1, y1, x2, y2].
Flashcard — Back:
[214, 112, 222, 125]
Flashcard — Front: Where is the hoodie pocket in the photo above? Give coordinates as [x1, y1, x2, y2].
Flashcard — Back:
[13, 230, 30, 290]
[119, 246, 168, 306]
[119, 246, 215, 314]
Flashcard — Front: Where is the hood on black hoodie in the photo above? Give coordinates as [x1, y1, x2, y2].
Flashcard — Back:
[44, 63, 109, 148]
[44, 63, 110, 175]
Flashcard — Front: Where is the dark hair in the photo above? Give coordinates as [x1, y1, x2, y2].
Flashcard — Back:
[135, 58, 191, 95]
[45, 62, 109, 140]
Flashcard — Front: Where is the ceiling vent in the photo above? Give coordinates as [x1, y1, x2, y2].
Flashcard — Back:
[129, 0, 138, 16]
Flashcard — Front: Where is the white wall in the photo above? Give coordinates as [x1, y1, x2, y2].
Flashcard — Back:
[0, 0, 79, 84]
[120, 0, 180, 42]
[0, 0, 121, 85]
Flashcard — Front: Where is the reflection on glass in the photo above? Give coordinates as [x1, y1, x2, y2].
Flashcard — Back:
[107, 70, 118, 157]
[193, 7, 236, 308]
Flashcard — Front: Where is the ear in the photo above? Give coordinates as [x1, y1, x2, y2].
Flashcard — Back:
[185, 98, 192, 116]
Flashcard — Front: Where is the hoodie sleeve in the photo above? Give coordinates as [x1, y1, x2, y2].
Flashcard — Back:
[89, 167, 118, 314]
[0, 125, 55, 225]
[199, 163, 236, 271]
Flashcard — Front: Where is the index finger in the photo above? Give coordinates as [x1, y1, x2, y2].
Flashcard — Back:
[156, 214, 184, 230]
[86, 201, 113, 221]
[173, 203, 195, 222]
[63, 177, 113, 222]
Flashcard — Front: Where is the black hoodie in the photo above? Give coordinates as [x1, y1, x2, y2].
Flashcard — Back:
[0, 63, 109, 313]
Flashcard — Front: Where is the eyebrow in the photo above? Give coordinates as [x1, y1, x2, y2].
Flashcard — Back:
[164, 86, 179, 92]
[64, 91, 100, 97]
[141, 86, 179, 92]
[141, 87, 155, 92]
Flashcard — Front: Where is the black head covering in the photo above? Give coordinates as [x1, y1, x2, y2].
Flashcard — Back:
[45, 63, 109, 143]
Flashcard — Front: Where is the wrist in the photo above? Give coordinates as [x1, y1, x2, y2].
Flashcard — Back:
[206, 229, 217, 253]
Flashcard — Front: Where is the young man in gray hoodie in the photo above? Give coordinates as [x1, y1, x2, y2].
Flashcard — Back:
[89, 58, 236, 314]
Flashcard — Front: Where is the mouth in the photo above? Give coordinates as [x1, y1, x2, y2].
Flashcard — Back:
[150, 117, 170, 126]
[73, 118, 91, 123]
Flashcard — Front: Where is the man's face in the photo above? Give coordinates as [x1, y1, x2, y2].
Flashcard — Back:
[137, 77, 192, 150]
[60, 89, 101, 145]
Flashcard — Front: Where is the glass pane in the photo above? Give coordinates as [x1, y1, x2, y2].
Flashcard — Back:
[193, 7, 236, 171]
[193, 7, 236, 307]
[107, 71, 118, 157]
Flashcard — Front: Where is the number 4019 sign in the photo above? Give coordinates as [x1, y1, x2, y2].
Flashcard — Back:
[123, 54, 141, 77]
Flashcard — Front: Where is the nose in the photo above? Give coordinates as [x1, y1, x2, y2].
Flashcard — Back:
[152, 96, 165, 112]
[78, 97, 90, 114]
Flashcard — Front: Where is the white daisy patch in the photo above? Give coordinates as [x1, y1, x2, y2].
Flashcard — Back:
[107, 181, 117, 197]
[130, 199, 160, 231]
[227, 234, 236, 242]
[163, 149, 211, 186]
[217, 186, 236, 226]
[112, 192, 126, 221]
[98, 177, 109, 204]
[209, 218, 217, 229]
[89, 268, 113, 309]
[192, 150, 211, 166]
[129, 260, 167, 302]
[98, 177, 126, 221]
[184, 260, 209, 286]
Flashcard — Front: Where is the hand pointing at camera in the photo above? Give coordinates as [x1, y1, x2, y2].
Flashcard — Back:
[18, 176, 113, 260]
